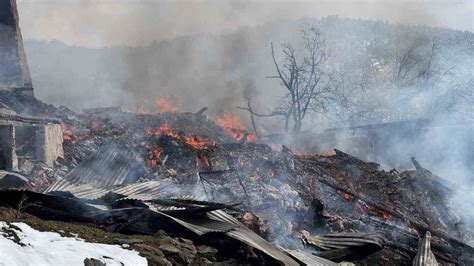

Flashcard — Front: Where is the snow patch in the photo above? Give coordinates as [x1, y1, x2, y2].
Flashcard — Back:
[0, 222, 147, 266]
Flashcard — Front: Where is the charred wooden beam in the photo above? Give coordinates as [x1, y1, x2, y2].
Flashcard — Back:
[83, 106, 122, 114]
[194, 107, 208, 116]
[0, 112, 60, 125]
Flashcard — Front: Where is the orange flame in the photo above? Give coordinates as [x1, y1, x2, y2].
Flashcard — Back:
[154, 96, 179, 113]
[215, 112, 255, 142]
[195, 154, 211, 170]
[152, 147, 162, 158]
[380, 212, 390, 220]
[134, 96, 179, 115]
[267, 169, 275, 178]
[185, 136, 215, 149]
[135, 106, 149, 115]
[147, 122, 180, 139]
[343, 193, 351, 201]
[294, 150, 311, 157]
[246, 133, 257, 142]
[61, 123, 77, 145]
[202, 155, 210, 167]
[147, 147, 162, 167]
[147, 122, 214, 149]
[321, 149, 336, 157]
[250, 174, 261, 182]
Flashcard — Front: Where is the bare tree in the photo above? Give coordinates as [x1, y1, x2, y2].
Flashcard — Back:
[431, 80, 474, 120]
[392, 37, 440, 88]
[267, 24, 332, 133]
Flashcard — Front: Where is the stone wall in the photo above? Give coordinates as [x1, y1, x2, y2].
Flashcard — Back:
[0, 123, 63, 171]
[35, 124, 63, 167]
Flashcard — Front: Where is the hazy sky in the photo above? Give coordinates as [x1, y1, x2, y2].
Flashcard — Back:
[17, 0, 473, 48]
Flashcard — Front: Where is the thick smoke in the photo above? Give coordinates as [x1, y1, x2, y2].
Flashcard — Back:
[17, 0, 474, 227]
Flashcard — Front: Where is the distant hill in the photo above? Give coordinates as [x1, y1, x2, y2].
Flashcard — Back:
[25, 17, 473, 123]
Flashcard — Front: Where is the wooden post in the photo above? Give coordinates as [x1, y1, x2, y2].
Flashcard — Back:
[0, 125, 18, 170]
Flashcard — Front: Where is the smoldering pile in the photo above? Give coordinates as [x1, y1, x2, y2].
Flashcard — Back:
[1, 92, 473, 265]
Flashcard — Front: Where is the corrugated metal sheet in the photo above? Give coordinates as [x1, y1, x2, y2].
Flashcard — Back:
[47, 180, 174, 200]
[153, 209, 300, 265]
[304, 232, 384, 251]
[155, 209, 237, 235]
[282, 248, 339, 266]
[0, 189, 99, 218]
[64, 141, 142, 188]
[413, 231, 438, 266]
[225, 227, 299, 266]
[47, 176, 326, 266]
[208, 210, 300, 266]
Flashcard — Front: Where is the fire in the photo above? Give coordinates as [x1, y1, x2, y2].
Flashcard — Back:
[147, 122, 180, 139]
[154, 96, 179, 113]
[246, 133, 257, 142]
[185, 136, 215, 149]
[152, 147, 162, 158]
[215, 112, 255, 142]
[380, 212, 390, 220]
[195, 154, 211, 170]
[147, 122, 214, 150]
[267, 169, 275, 178]
[135, 106, 149, 115]
[202, 155, 210, 167]
[294, 150, 311, 157]
[134, 96, 179, 115]
[60, 123, 77, 145]
[321, 149, 336, 157]
[343, 193, 351, 201]
[250, 174, 261, 182]
[147, 147, 162, 167]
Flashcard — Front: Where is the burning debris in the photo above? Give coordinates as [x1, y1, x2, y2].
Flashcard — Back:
[215, 112, 256, 142]
[0, 94, 472, 265]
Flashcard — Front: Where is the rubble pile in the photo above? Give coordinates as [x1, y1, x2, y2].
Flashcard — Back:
[0, 92, 473, 265]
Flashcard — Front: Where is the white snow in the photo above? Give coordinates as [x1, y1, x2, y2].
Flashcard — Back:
[0, 222, 147, 266]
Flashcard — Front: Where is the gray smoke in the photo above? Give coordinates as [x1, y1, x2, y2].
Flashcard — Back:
[16, 1, 474, 227]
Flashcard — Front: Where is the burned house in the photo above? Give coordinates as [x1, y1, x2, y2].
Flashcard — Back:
[0, 103, 63, 171]
[0, 0, 63, 172]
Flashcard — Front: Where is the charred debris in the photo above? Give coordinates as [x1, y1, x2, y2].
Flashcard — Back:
[0, 91, 471, 265]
